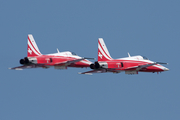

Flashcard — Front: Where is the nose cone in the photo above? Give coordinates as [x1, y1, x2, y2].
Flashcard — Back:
[163, 67, 169, 71]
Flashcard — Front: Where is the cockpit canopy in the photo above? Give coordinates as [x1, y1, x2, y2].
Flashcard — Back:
[142, 56, 149, 60]
[120, 55, 149, 61]
[71, 52, 77, 56]
[55, 51, 78, 56]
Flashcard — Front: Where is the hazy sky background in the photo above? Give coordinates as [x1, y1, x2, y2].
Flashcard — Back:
[1, 0, 180, 120]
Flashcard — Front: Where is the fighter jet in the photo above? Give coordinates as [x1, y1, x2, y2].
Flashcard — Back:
[80, 38, 169, 75]
[10, 34, 93, 70]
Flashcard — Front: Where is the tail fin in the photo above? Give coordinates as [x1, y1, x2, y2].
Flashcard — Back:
[27, 34, 42, 57]
[98, 38, 113, 61]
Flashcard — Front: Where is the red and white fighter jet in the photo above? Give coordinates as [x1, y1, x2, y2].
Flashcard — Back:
[10, 34, 93, 70]
[80, 38, 169, 75]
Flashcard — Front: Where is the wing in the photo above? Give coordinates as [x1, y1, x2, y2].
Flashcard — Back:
[125, 62, 168, 71]
[55, 58, 93, 66]
[9, 64, 46, 70]
[79, 69, 108, 75]
[79, 68, 119, 75]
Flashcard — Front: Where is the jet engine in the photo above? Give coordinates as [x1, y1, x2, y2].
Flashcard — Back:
[19, 57, 37, 65]
[90, 61, 108, 69]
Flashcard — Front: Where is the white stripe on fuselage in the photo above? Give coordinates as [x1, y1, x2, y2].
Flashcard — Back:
[118, 57, 165, 70]
[46, 52, 92, 64]
[80, 60, 92, 65]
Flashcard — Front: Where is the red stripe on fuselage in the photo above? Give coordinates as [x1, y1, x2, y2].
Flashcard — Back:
[106, 59, 164, 72]
[35, 55, 90, 67]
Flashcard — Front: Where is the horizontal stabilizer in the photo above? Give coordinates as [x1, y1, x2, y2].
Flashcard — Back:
[9, 68, 23, 70]
[9, 64, 46, 70]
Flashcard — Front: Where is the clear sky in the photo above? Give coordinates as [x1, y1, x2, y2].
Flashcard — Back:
[1, 0, 180, 120]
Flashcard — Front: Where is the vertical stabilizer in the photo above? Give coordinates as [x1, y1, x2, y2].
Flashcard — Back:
[98, 38, 113, 61]
[27, 34, 42, 57]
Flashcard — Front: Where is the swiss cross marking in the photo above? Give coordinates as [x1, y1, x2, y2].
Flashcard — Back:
[98, 52, 102, 59]
[28, 48, 32, 54]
